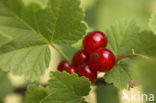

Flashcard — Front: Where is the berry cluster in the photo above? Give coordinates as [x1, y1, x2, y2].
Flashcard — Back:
[57, 31, 115, 83]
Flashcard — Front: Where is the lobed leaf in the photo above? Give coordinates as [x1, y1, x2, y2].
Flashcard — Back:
[0, 0, 86, 81]
[104, 19, 156, 89]
[41, 71, 91, 103]
[0, 45, 50, 81]
[25, 84, 49, 103]
[105, 63, 131, 90]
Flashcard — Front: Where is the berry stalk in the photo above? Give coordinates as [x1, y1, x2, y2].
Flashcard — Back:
[116, 54, 150, 62]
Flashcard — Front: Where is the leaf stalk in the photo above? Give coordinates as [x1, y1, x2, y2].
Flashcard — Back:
[50, 44, 71, 63]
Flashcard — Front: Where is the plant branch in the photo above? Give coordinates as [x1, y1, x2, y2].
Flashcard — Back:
[116, 54, 139, 61]
[50, 44, 70, 63]
[116, 54, 150, 62]
[94, 78, 113, 86]
[14, 87, 27, 95]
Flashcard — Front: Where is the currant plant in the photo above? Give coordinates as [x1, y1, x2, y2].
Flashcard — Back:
[0, 0, 86, 81]
[0, 0, 156, 103]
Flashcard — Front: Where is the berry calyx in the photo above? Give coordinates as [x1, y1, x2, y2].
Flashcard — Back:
[90, 48, 115, 72]
[57, 60, 75, 74]
[83, 31, 107, 53]
[72, 50, 89, 67]
[76, 63, 97, 83]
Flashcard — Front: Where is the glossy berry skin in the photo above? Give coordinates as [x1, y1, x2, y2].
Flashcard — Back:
[66, 66, 75, 74]
[57, 61, 75, 74]
[83, 31, 107, 53]
[76, 63, 97, 83]
[72, 50, 89, 67]
[57, 61, 70, 72]
[90, 48, 115, 72]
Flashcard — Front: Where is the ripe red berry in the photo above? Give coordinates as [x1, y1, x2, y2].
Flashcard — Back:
[72, 50, 89, 67]
[57, 60, 75, 74]
[83, 31, 107, 53]
[76, 63, 97, 83]
[66, 67, 75, 74]
[57, 61, 70, 72]
[90, 48, 115, 72]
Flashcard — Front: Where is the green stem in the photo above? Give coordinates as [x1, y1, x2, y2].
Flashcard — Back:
[50, 44, 70, 63]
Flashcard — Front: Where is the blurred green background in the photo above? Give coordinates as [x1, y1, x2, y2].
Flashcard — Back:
[83, 0, 154, 30]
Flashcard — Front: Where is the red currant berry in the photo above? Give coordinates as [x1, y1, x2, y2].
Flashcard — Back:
[72, 50, 89, 67]
[90, 48, 115, 72]
[83, 31, 107, 53]
[66, 66, 75, 74]
[76, 63, 97, 83]
[57, 60, 70, 72]
[57, 60, 75, 74]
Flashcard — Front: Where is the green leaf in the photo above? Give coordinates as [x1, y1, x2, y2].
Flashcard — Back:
[105, 63, 131, 90]
[0, 0, 86, 81]
[0, 32, 12, 47]
[95, 85, 120, 103]
[23, 0, 48, 8]
[107, 29, 156, 57]
[149, 14, 156, 34]
[25, 85, 49, 103]
[130, 31, 156, 56]
[104, 20, 156, 89]
[0, 0, 86, 43]
[0, 71, 13, 101]
[129, 57, 156, 103]
[104, 19, 139, 89]
[0, 45, 50, 81]
[105, 19, 140, 56]
[41, 71, 91, 103]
